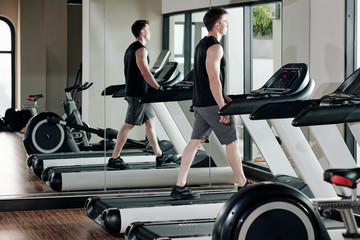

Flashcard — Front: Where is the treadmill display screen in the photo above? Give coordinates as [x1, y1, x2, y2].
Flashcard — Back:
[346, 77, 360, 96]
[270, 69, 300, 89]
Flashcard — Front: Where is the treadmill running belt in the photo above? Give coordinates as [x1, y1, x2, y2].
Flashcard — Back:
[89, 191, 235, 210]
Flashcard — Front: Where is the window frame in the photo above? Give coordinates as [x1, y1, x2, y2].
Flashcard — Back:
[345, 0, 357, 158]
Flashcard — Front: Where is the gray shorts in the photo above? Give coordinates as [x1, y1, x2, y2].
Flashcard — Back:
[191, 105, 238, 145]
[124, 96, 156, 126]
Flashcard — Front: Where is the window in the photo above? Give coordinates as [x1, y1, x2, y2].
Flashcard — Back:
[251, 2, 282, 90]
[250, 2, 282, 166]
[0, 17, 15, 116]
[191, 11, 207, 71]
[169, 14, 185, 79]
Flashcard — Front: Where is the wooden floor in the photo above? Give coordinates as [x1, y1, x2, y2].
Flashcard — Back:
[0, 132, 122, 239]
[0, 131, 54, 195]
[0, 208, 122, 240]
[0, 131, 236, 239]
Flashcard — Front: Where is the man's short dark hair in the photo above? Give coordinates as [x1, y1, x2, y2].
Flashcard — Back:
[131, 20, 149, 38]
[203, 8, 228, 32]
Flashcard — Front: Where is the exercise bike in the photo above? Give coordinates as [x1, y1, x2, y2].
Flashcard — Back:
[23, 82, 146, 155]
[23, 93, 44, 116]
[211, 168, 360, 240]
[22, 87, 92, 145]
[125, 168, 360, 240]
[23, 82, 94, 154]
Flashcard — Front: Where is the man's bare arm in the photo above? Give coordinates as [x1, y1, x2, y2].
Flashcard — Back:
[136, 47, 161, 90]
[206, 44, 229, 123]
[206, 44, 226, 108]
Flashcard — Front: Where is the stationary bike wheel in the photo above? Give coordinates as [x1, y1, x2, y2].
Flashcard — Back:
[62, 113, 91, 147]
[69, 122, 91, 146]
[23, 112, 68, 154]
[213, 182, 330, 240]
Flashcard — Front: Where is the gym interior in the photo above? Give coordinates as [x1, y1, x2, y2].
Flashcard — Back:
[0, 0, 360, 239]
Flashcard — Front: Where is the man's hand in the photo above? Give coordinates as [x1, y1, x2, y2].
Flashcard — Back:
[224, 95, 232, 103]
[219, 115, 230, 124]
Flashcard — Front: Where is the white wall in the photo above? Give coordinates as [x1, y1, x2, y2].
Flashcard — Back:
[310, 0, 345, 98]
[20, 0, 47, 113]
[162, 0, 258, 14]
[18, 0, 69, 115]
[283, 0, 345, 98]
[282, 0, 310, 65]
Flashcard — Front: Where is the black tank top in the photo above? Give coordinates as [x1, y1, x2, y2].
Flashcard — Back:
[124, 41, 150, 97]
[193, 36, 225, 107]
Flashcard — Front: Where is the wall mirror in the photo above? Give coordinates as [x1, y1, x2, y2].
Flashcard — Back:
[0, 0, 283, 210]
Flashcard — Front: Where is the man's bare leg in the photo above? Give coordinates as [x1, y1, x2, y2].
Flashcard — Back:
[226, 139, 247, 187]
[175, 139, 205, 186]
[145, 118, 162, 156]
[111, 123, 135, 159]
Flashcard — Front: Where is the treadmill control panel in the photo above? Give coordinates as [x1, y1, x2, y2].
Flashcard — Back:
[270, 69, 300, 89]
[346, 78, 360, 96]
[151, 50, 171, 75]
[320, 68, 360, 106]
[248, 65, 305, 99]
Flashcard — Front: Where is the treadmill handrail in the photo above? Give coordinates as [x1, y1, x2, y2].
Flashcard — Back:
[250, 99, 321, 120]
[139, 70, 194, 103]
[334, 67, 360, 94]
[219, 77, 314, 116]
[282, 67, 360, 126]
[292, 104, 360, 126]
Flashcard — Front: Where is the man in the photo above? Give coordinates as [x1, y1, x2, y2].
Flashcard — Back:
[170, 8, 249, 199]
[107, 20, 172, 169]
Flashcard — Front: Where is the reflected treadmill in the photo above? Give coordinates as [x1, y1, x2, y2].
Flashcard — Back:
[41, 71, 235, 192]
[28, 140, 175, 179]
[25, 50, 177, 177]
[85, 63, 322, 238]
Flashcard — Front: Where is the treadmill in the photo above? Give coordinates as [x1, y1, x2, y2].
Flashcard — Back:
[125, 183, 330, 240]
[85, 63, 321, 237]
[292, 67, 360, 126]
[250, 67, 360, 196]
[249, 66, 360, 126]
[124, 69, 360, 240]
[85, 191, 236, 236]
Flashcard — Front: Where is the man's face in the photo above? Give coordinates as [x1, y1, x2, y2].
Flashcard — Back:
[218, 14, 229, 35]
[142, 24, 152, 41]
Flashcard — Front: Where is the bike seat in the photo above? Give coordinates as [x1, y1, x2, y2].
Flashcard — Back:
[27, 94, 44, 101]
[324, 168, 360, 188]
